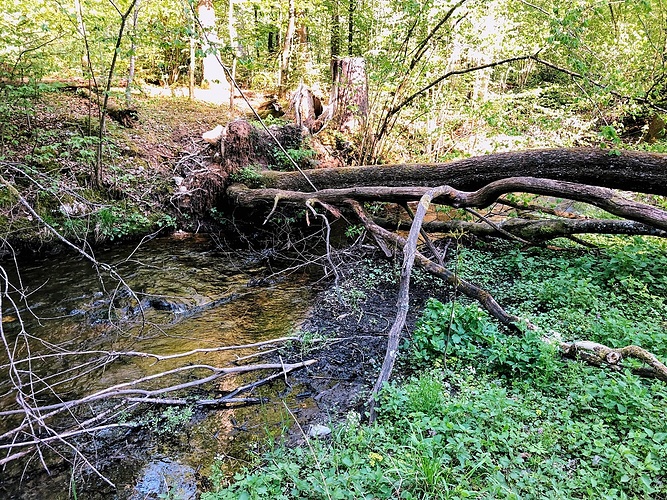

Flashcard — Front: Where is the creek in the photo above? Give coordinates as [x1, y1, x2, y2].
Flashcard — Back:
[0, 234, 317, 499]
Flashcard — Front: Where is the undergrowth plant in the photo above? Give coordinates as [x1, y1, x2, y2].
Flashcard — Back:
[204, 236, 667, 499]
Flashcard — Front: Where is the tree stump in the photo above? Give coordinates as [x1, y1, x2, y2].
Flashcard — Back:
[289, 83, 324, 133]
[331, 57, 368, 134]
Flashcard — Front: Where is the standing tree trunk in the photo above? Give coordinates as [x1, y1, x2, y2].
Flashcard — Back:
[73, 0, 89, 79]
[73, 0, 96, 137]
[189, 22, 195, 100]
[198, 0, 231, 101]
[125, 0, 141, 107]
[330, 1, 340, 82]
[278, 0, 296, 96]
[347, 0, 355, 56]
[330, 57, 368, 135]
[94, 0, 138, 188]
[228, 0, 238, 108]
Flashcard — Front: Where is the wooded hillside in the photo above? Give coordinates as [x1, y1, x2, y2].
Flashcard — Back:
[3, 1, 667, 498]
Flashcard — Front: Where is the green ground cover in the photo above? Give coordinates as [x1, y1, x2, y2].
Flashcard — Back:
[204, 236, 667, 499]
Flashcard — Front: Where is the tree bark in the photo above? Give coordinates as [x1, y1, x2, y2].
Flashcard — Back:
[278, 0, 296, 95]
[221, 146, 667, 407]
[330, 57, 368, 135]
[380, 218, 667, 242]
[228, 0, 238, 107]
[125, 0, 141, 107]
[228, 177, 667, 231]
[330, 1, 341, 81]
[289, 83, 324, 133]
[256, 148, 667, 195]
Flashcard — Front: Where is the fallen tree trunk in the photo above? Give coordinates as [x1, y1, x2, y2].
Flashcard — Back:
[256, 148, 667, 194]
[222, 146, 667, 416]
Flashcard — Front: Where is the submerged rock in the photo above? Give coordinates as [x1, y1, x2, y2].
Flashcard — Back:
[131, 460, 197, 499]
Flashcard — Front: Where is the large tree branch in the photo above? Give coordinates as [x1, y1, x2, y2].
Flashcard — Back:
[360, 186, 453, 421]
[379, 217, 667, 242]
[230, 176, 667, 231]
[349, 201, 523, 327]
[560, 341, 667, 381]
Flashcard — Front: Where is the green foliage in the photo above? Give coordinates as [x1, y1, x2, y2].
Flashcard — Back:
[456, 237, 667, 353]
[344, 224, 364, 239]
[409, 300, 492, 367]
[271, 147, 315, 171]
[208, 236, 667, 499]
[409, 299, 558, 380]
[141, 406, 193, 437]
[230, 165, 263, 187]
[91, 205, 174, 241]
[207, 357, 667, 499]
[25, 131, 100, 168]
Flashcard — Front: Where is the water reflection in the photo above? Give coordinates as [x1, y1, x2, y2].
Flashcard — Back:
[0, 234, 314, 498]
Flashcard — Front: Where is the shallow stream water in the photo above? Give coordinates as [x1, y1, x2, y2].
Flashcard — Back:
[0, 234, 316, 498]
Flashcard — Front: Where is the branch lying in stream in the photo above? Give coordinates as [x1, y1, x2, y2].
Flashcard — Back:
[0, 360, 317, 419]
[0, 336, 302, 369]
[0, 321, 316, 476]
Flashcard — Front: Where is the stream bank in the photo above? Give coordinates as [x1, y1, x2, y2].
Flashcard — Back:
[0, 231, 453, 499]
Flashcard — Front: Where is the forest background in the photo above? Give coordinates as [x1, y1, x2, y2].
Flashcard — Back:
[2, 0, 667, 498]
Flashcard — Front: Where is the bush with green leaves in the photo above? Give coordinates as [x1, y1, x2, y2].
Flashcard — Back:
[91, 205, 174, 241]
[270, 147, 315, 171]
[409, 299, 558, 381]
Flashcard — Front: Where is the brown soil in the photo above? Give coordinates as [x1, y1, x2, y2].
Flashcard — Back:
[0, 86, 244, 252]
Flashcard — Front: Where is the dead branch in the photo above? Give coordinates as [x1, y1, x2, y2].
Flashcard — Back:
[0, 360, 317, 419]
[400, 202, 446, 266]
[365, 187, 453, 421]
[0, 336, 301, 369]
[350, 200, 526, 328]
[0, 358, 316, 469]
[497, 196, 589, 219]
[352, 200, 667, 406]
[231, 176, 667, 231]
[376, 218, 667, 242]
[560, 341, 667, 381]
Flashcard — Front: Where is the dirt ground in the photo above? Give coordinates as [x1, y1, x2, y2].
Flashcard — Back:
[276, 250, 453, 443]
